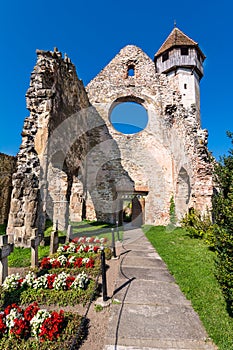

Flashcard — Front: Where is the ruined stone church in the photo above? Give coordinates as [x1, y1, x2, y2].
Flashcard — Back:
[1, 27, 213, 246]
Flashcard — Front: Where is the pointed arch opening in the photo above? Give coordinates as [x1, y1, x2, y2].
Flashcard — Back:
[176, 167, 191, 219]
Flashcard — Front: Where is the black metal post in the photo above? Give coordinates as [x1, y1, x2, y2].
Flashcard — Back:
[111, 228, 117, 258]
[100, 247, 108, 301]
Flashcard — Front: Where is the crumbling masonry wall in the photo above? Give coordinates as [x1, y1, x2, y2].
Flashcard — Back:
[7, 49, 90, 245]
[7, 49, 133, 246]
[6, 42, 213, 244]
[86, 45, 213, 224]
[0, 153, 16, 225]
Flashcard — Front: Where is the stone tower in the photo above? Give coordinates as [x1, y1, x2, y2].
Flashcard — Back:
[5, 27, 213, 246]
[154, 27, 205, 122]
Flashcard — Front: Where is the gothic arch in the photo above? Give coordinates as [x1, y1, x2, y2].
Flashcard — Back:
[175, 167, 191, 220]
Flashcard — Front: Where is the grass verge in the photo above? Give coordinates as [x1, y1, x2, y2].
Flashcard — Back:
[143, 225, 233, 350]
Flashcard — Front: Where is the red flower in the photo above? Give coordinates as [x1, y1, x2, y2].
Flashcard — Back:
[40, 257, 51, 269]
[24, 302, 40, 321]
[47, 274, 57, 289]
[39, 311, 64, 341]
[85, 259, 95, 268]
[0, 313, 6, 334]
[51, 260, 61, 268]
[4, 304, 21, 316]
[93, 246, 99, 253]
[84, 246, 89, 253]
[10, 318, 30, 339]
[66, 276, 75, 289]
[74, 257, 83, 268]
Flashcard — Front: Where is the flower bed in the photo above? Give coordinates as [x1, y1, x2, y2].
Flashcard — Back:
[40, 255, 95, 270]
[57, 242, 101, 255]
[3, 271, 89, 292]
[0, 302, 64, 341]
[0, 303, 82, 349]
[1, 271, 96, 307]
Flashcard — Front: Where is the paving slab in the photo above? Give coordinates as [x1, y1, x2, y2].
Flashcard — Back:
[106, 303, 209, 342]
[103, 228, 217, 350]
[113, 279, 190, 306]
[119, 266, 175, 282]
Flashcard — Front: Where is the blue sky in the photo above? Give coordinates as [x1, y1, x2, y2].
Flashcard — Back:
[0, 0, 232, 159]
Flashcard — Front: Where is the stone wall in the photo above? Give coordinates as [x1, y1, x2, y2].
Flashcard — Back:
[7, 49, 90, 245]
[86, 45, 213, 225]
[7, 41, 213, 244]
[0, 153, 16, 225]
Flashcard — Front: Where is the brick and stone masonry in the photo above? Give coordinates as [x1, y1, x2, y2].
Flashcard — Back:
[3, 27, 213, 246]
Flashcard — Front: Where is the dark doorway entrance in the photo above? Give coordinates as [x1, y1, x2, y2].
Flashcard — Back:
[118, 192, 147, 227]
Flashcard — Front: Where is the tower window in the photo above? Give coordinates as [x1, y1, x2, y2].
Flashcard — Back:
[162, 52, 169, 62]
[127, 65, 135, 77]
[184, 83, 187, 89]
[181, 47, 189, 55]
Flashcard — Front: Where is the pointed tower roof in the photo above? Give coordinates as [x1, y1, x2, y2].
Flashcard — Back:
[155, 27, 205, 59]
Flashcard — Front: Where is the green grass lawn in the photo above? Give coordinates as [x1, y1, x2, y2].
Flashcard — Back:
[8, 245, 50, 267]
[144, 225, 233, 350]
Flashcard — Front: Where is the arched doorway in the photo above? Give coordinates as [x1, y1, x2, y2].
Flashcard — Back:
[118, 191, 147, 227]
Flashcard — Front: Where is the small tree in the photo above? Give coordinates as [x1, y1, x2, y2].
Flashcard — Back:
[212, 131, 233, 315]
[169, 195, 176, 225]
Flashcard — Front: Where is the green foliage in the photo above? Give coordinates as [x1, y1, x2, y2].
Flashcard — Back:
[144, 226, 233, 350]
[211, 133, 233, 315]
[0, 224, 6, 235]
[181, 208, 215, 247]
[169, 195, 176, 225]
[94, 304, 103, 312]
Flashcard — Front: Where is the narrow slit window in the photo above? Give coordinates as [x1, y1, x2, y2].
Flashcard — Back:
[128, 65, 135, 77]
[184, 83, 187, 89]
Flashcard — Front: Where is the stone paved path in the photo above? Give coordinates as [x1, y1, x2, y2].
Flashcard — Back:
[103, 228, 217, 350]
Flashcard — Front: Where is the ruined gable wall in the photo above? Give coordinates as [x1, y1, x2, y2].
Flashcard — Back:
[87, 45, 213, 224]
[0, 153, 16, 225]
[7, 49, 90, 245]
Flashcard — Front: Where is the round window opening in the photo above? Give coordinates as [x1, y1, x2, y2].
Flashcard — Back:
[110, 102, 148, 135]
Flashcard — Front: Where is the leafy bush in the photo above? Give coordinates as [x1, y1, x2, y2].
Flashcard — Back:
[181, 208, 215, 247]
[211, 132, 233, 315]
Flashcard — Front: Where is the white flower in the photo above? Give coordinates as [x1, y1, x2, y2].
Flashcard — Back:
[68, 256, 76, 264]
[82, 257, 90, 264]
[77, 244, 85, 253]
[30, 309, 50, 337]
[6, 308, 22, 329]
[57, 255, 67, 266]
[66, 243, 76, 253]
[53, 272, 68, 290]
[71, 271, 89, 289]
[21, 271, 36, 288]
[33, 274, 48, 290]
[2, 274, 20, 291]
[57, 246, 65, 253]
